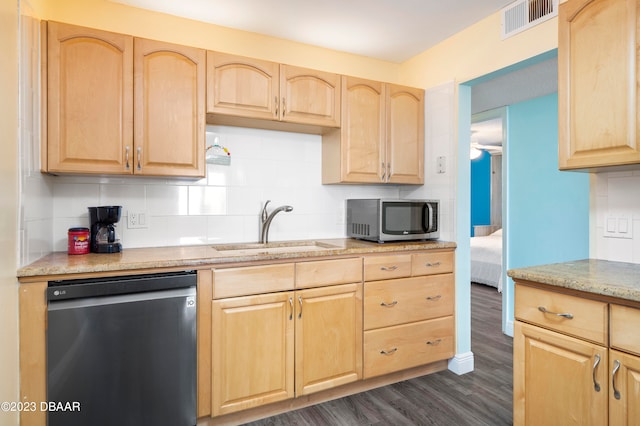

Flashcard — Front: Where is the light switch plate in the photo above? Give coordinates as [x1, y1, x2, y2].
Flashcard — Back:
[604, 214, 633, 239]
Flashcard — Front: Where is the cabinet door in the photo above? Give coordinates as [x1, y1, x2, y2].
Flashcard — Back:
[47, 22, 133, 174]
[134, 38, 205, 177]
[558, 0, 640, 169]
[514, 321, 607, 426]
[295, 283, 362, 396]
[337, 76, 385, 183]
[211, 292, 294, 416]
[206, 51, 279, 120]
[280, 65, 341, 127]
[386, 84, 424, 184]
[610, 349, 640, 425]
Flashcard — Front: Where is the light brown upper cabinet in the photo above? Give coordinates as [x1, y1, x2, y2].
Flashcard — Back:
[558, 0, 640, 170]
[46, 22, 133, 174]
[206, 52, 279, 121]
[45, 22, 205, 177]
[322, 77, 424, 184]
[134, 38, 205, 177]
[206, 52, 340, 129]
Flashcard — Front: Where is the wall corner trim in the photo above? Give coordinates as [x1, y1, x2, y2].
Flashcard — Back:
[447, 351, 474, 375]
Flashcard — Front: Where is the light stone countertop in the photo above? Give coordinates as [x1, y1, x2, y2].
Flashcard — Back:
[17, 238, 457, 280]
[508, 259, 640, 303]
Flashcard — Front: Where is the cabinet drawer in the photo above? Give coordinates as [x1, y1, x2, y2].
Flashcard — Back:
[212, 263, 295, 298]
[364, 254, 412, 281]
[411, 251, 454, 276]
[364, 275, 454, 330]
[514, 284, 608, 345]
[611, 304, 640, 356]
[295, 257, 362, 289]
[363, 316, 454, 378]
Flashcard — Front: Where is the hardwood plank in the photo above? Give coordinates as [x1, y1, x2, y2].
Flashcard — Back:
[245, 283, 512, 425]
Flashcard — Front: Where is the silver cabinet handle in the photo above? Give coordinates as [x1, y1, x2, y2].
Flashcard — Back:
[289, 297, 293, 320]
[297, 295, 303, 319]
[426, 295, 442, 301]
[380, 301, 398, 307]
[425, 261, 442, 267]
[282, 97, 286, 117]
[538, 306, 574, 319]
[275, 96, 278, 117]
[612, 359, 621, 400]
[593, 354, 601, 392]
[380, 265, 398, 272]
[426, 339, 442, 346]
[136, 146, 142, 171]
[125, 146, 130, 170]
[381, 162, 386, 181]
[380, 348, 397, 355]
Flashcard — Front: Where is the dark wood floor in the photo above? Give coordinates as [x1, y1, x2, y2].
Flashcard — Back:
[246, 283, 513, 425]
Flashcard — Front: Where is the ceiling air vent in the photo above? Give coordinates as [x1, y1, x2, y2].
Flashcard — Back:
[501, 0, 558, 39]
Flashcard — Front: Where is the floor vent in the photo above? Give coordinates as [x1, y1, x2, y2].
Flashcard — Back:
[501, 0, 558, 39]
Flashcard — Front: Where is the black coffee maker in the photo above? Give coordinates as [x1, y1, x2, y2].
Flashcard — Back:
[88, 206, 122, 253]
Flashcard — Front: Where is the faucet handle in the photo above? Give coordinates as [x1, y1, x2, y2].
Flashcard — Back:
[261, 200, 271, 220]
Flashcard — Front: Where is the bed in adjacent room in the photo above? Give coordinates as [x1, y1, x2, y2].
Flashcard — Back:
[470, 228, 503, 292]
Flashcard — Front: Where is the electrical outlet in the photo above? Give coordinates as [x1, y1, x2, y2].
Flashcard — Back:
[127, 210, 148, 229]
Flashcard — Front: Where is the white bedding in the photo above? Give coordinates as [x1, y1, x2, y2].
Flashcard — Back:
[470, 228, 503, 292]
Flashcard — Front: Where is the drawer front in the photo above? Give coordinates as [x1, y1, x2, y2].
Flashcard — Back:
[213, 263, 295, 298]
[364, 254, 412, 281]
[363, 316, 454, 378]
[611, 304, 640, 356]
[364, 274, 454, 330]
[514, 283, 608, 345]
[295, 257, 362, 289]
[411, 251, 454, 276]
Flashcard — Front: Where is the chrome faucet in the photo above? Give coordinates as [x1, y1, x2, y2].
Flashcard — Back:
[259, 200, 293, 243]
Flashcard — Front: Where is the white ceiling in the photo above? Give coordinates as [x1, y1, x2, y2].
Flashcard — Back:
[112, 0, 512, 63]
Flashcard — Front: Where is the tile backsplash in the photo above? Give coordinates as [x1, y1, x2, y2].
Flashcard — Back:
[593, 170, 640, 263]
[41, 126, 402, 256]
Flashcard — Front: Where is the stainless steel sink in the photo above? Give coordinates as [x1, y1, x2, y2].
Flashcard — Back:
[211, 240, 340, 256]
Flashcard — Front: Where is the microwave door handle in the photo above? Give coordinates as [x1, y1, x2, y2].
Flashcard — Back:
[425, 204, 434, 233]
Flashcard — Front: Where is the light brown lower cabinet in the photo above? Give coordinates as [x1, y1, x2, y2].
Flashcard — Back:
[514, 282, 640, 426]
[514, 321, 608, 425]
[211, 281, 362, 417]
[362, 252, 455, 379]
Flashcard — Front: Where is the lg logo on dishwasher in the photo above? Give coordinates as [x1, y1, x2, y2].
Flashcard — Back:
[186, 297, 195, 308]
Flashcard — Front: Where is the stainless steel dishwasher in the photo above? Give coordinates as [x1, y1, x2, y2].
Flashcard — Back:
[46, 271, 197, 426]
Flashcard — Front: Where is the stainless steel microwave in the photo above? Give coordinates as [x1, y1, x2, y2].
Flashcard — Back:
[346, 199, 439, 242]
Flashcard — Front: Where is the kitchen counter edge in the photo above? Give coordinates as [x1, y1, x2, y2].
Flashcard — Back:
[17, 238, 457, 280]
[507, 258, 640, 303]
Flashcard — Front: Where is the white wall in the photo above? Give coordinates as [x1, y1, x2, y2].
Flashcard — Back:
[592, 171, 640, 262]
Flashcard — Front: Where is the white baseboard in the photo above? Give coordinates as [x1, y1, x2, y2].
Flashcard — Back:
[504, 319, 514, 337]
[448, 351, 474, 375]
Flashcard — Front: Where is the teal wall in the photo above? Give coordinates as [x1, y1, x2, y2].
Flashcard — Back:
[470, 151, 491, 236]
[503, 92, 590, 328]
